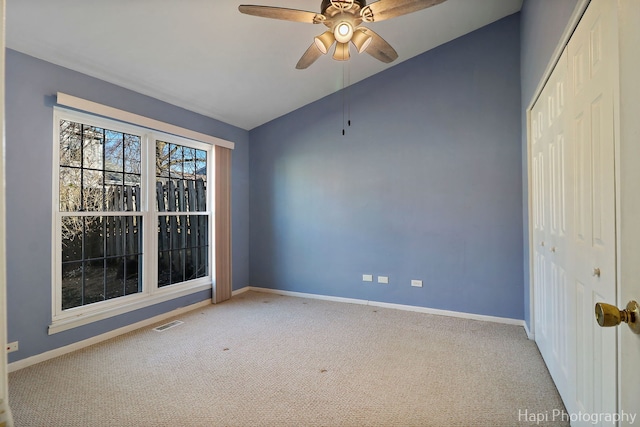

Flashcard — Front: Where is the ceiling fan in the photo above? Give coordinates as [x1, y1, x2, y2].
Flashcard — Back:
[238, 0, 447, 69]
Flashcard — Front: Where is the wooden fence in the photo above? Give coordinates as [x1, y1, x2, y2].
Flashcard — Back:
[156, 179, 208, 285]
[106, 184, 140, 259]
[102, 178, 208, 285]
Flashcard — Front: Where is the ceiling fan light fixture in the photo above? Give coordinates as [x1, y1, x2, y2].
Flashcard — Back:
[314, 31, 335, 54]
[351, 28, 372, 53]
[334, 21, 353, 44]
[333, 41, 350, 61]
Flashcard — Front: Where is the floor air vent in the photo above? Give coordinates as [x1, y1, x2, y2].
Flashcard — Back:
[153, 320, 184, 332]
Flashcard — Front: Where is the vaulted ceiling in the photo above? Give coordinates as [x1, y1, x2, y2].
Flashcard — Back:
[7, 0, 522, 130]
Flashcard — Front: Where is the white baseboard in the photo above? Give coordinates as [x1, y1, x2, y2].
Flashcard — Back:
[524, 321, 534, 340]
[231, 286, 252, 296]
[241, 286, 526, 328]
[8, 300, 211, 373]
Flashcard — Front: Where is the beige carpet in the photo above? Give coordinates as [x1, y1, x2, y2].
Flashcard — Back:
[9, 291, 568, 426]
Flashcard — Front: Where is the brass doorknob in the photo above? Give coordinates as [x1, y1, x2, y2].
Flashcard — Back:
[595, 301, 640, 334]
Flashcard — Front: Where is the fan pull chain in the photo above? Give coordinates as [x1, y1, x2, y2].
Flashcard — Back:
[342, 62, 345, 135]
[342, 60, 346, 135]
[347, 60, 351, 128]
[342, 60, 351, 136]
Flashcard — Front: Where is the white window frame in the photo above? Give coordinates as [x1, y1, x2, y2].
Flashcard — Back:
[51, 108, 214, 334]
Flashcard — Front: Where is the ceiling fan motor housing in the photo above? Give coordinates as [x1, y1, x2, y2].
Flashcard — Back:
[321, 0, 367, 15]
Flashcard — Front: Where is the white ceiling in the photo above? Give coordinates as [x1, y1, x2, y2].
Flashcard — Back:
[6, 0, 522, 130]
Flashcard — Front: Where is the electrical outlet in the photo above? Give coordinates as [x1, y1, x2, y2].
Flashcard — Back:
[6, 341, 18, 353]
[378, 276, 389, 284]
[411, 280, 423, 288]
[362, 274, 373, 282]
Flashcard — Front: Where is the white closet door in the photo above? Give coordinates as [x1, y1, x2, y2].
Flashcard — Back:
[531, 72, 547, 356]
[532, 0, 617, 423]
[568, 0, 617, 422]
[532, 48, 573, 407]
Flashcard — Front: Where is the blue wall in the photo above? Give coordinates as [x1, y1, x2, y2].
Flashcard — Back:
[249, 14, 524, 319]
[520, 0, 579, 328]
[5, 2, 585, 364]
[5, 49, 250, 362]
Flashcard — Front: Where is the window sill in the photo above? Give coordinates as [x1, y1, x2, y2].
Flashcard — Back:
[48, 283, 211, 335]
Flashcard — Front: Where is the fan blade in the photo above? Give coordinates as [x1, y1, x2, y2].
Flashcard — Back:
[360, 28, 398, 63]
[333, 42, 351, 61]
[296, 43, 324, 69]
[239, 5, 324, 24]
[362, 0, 447, 22]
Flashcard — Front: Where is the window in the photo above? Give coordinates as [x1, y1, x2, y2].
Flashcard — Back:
[53, 108, 214, 332]
[59, 120, 143, 310]
[155, 140, 209, 287]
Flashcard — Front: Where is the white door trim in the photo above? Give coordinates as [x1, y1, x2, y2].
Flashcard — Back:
[613, 0, 640, 420]
[0, 0, 14, 424]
